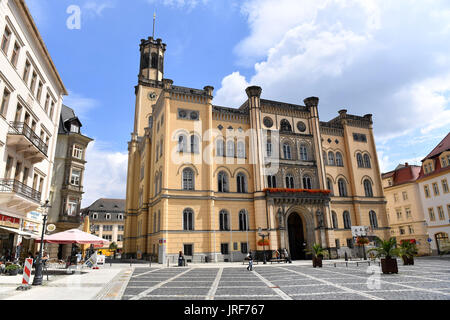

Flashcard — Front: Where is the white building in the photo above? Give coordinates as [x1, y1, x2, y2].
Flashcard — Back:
[0, 0, 67, 260]
[417, 133, 450, 255]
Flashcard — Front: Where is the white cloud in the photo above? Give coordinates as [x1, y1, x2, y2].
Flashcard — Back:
[146, 0, 209, 11]
[81, 141, 128, 207]
[83, 1, 116, 17]
[63, 90, 99, 120]
[217, 0, 450, 145]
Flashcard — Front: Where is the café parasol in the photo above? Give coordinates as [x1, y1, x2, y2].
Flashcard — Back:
[35, 228, 109, 245]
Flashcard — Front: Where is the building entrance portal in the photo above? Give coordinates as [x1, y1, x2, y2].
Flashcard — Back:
[288, 213, 306, 260]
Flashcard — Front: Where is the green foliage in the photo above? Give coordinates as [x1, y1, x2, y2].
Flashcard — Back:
[367, 237, 400, 259]
[5, 264, 21, 271]
[399, 241, 418, 258]
[109, 242, 118, 250]
[307, 244, 329, 258]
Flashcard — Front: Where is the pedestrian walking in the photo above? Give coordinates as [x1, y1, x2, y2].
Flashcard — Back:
[283, 248, 292, 263]
[246, 250, 253, 271]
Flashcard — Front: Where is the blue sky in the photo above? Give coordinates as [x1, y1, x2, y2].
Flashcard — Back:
[26, 0, 450, 206]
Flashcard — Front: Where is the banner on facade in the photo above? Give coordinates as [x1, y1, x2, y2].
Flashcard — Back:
[351, 226, 370, 237]
[0, 214, 20, 229]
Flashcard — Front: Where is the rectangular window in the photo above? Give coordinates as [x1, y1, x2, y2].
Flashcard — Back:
[394, 193, 399, 202]
[424, 185, 430, 198]
[1, 27, 11, 53]
[11, 42, 20, 67]
[0, 88, 11, 117]
[36, 81, 43, 101]
[103, 225, 113, 231]
[184, 244, 193, 256]
[396, 209, 402, 220]
[442, 179, 449, 193]
[221, 243, 229, 255]
[23, 60, 31, 82]
[408, 226, 414, 234]
[429, 208, 436, 221]
[68, 198, 78, 216]
[102, 235, 112, 241]
[335, 239, 341, 249]
[346, 238, 354, 249]
[241, 242, 248, 254]
[402, 191, 408, 201]
[432, 183, 440, 196]
[30, 72, 37, 93]
[72, 145, 83, 159]
[44, 94, 50, 113]
[405, 207, 412, 219]
[437, 206, 445, 220]
[118, 225, 124, 231]
[117, 235, 123, 242]
[70, 169, 81, 186]
[399, 227, 405, 235]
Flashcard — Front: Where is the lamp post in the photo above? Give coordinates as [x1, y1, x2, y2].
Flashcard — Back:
[32, 200, 51, 286]
[258, 227, 269, 265]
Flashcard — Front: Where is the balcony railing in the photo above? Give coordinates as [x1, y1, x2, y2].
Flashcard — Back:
[0, 179, 41, 203]
[8, 122, 49, 156]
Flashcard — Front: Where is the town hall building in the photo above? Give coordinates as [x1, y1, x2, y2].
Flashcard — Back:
[123, 36, 390, 263]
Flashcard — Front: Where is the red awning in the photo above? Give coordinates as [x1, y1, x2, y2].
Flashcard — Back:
[35, 229, 110, 245]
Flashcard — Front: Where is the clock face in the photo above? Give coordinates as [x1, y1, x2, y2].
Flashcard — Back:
[148, 92, 157, 101]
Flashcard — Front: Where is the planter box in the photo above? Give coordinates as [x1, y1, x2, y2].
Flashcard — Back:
[381, 258, 398, 274]
[7, 269, 19, 276]
[402, 256, 414, 266]
[312, 257, 323, 268]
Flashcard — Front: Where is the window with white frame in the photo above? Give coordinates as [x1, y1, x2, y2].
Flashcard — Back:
[70, 169, 81, 186]
[67, 198, 78, 216]
[72, 145, 83, 159]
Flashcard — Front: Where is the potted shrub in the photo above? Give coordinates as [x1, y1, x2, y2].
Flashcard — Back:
[356, 237, 370, 260]
[399, 240, 418, 265]
[5, 264, 21, 276]
[308, 244, 328, 268]
[368, 237, 400, 274]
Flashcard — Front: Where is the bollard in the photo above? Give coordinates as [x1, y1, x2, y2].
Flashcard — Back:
[130, 257, 133, 267]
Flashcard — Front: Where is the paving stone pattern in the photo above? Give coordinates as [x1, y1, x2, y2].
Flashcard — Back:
[121, 259, 450, 300]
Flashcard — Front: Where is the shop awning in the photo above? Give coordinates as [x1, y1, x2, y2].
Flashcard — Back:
[0, 226, 40, 239]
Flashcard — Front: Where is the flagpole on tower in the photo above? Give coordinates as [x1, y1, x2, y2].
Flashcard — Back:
[153, 11, 156, 39]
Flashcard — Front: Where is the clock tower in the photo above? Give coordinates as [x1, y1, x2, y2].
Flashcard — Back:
[133, 36, 167, 136]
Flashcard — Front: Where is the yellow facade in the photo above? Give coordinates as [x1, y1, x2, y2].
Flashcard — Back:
[124, 37, 390, 263]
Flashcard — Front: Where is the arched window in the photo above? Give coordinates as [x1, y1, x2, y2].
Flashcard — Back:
[239, 209, 248, 231]
[285, 174, 295, 189]
[336, 152, 343, 166]
[190, 135, 199, 154]
[280, 119, 292, 132]
[369, 211, 378, 229]
[364, 179, 373, 197]
[236, 173, 247, 193]
[300, 145, 308, 161]
[237, 141, 245, 158]
[332, 211, 338, 229]
[219, 210, 229, 231]
[218, 171, 229, 193]
[226, 140, 235, 157]
[216, 139, 224, 157]
[267, 175, 277, 188]
[328, 152, 335, 166]
[343, 211, 352, 229]
[357, 153, 364, 167]
[323, 151, 328, 166]
[303, 175, 312, 189]
[178, 134, 187, 152]
[338, 178, 348, 197]
[266, 140, 272, 157]
[151, 53, 158, 69]
[327, 178, 334, 195]
[183, 208, 194, 231]
[182, 168, 194, 191]
[283, 143, 292, 160]
[364, 154, 371, 168]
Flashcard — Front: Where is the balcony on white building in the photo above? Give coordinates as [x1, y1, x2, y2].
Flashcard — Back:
[6, 122, 48, 164]
[0, 179, 42, 214]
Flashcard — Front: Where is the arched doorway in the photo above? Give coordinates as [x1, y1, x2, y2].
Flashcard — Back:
[288, 213, 306, 260]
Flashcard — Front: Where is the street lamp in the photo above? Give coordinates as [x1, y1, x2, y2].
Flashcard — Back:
[32, 200, 51, 286]
[258, 227, 269, 265]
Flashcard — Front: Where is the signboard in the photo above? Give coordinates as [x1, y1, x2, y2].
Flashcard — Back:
[0, 214, 20, 229]
[351, 226, 370, 237]
[84, 252, 97, 268]
[96, 255, 105, 265]
[23, 221, 39, 232]
[27, 211, 41, 221]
